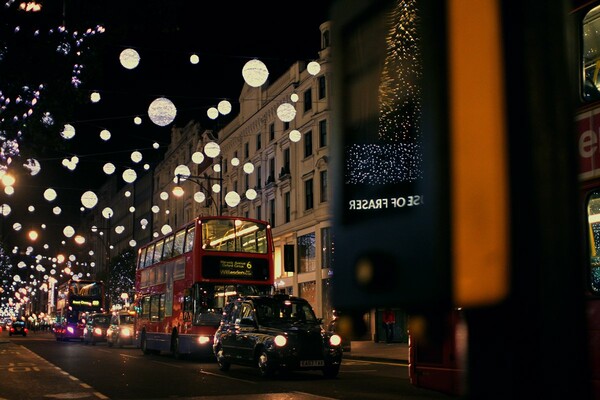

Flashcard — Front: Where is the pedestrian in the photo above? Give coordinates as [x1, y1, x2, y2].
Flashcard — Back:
[382, 308, 395, 343]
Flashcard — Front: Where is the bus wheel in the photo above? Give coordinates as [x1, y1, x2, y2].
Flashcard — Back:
[141, 332, 150, 355]
[257, 349, 274, 378]
[172, 335, 186, 360]
[215, 345, 230, 371]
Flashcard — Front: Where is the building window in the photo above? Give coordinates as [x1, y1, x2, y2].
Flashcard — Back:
[304, 130, 313, 158]
[256, 132, 261, 150]
[268, 157, 275, 183]
[321, 227, 333, 269]
[269, 122, 275, 141]
[223, 158, 228, 173]
[320, 170, 328, 202]
[257, 166, 262, 188]
[303, 88, 312, 112]
[257, 205, 262, 220]
[305, 178, 314, 210]
[269, 198, 275, 227]
[245, 174, 250, 190]
[285, 192, 291, 223]
[297, 232, 316, 273]
[244, 142, 249, 159]
[283, 148, 290, 174]
[318, 75, 326, 99]
[299, 281, 317, 309]
[322, 29, 330, 49]
[284, 121, 290, 131]
[319, 119, 327, 147]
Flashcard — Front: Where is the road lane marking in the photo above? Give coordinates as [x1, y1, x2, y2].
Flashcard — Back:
[199, 370, 256, 384]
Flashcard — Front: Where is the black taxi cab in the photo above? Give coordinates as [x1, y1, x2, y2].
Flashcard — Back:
[213, 294, 343, 378]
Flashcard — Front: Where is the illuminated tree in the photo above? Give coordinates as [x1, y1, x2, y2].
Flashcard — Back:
[106, 249, 135, 309]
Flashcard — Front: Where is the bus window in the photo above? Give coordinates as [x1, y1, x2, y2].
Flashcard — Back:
[583, 6, 600, 101]
[153, 239, 164, 264]
[141, 296, 150, 319]
[184, 225, 195, 252]
[159, 293, 166, 319]
[144, 244, 155, 268]
[150, 295, 160, 322]
[173, 229, 185, 256]
[587, 192, 600, 293]
[163, 234, 174, 260]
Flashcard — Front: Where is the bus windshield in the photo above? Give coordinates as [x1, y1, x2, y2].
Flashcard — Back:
[201, 219, 269, 253]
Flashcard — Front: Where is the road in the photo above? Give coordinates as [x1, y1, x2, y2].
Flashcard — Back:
[0, 332, 451, 400]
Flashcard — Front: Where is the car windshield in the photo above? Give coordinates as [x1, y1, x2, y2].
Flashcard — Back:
[254, 298, 318, 323]
[94, 316, 110, 325]
[119, 315, 135, 324]
[13, 321, 25, 327]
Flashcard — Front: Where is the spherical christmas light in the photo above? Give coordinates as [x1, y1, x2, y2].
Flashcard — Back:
[131, 151, 142, 163]
[99, 129, 111, 141]
[103, 163, 115, 175]
[160, 191, 169, 201]
[148, 97, 177, 127]
[225, 191, 241, 207]
[243, 162, 255, 174]
[28, 205, 35, 212]
[63, 226, 75, 238]
[291, 93, 299, 102]
[277, 103, 296, 122]
[102, 207, 114, 219]
[129, 239, 137, 247]
[231, 157, 240, 166]
[61, 124, 75, 139]
[53, 206, 61, 215]
[174, 164, 191, 178]
[218, 100, 232, 115]
[23, 158, 41, 176]
[242, 59, 269, 87]
[161, 224, 172, 235]
[204, 142, 220, 158]
[119, 48, 140, 69]
[81, 191, 98, 209]
[207, 107, 219, 120]
[289, 129, 302, 142]
[191, 151, 205, 164]
[307, 61, 321, 76]
[190, 53, 199, 64]
[43, 188, 57, 201]
[212, 183, 221, 193]
[151, 205, 160, 213]
[122, 168, 137, 183]
[0, 204, 10, 217]
[246, 188, 257, 200]
[12, 222, 21, 231]
[193, 191, 206, 203]
[90, 92, 101, 103]
[134, 116, 142, 125]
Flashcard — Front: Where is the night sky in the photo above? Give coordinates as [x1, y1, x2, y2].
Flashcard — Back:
[0, 0, 332, 255]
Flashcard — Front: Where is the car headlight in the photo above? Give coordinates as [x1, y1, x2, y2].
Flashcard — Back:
[329, 334, 342, 347]
[121, 328, 131, 337]
[67, 326, 74, 334]
[274, 334, 287, 347]
[94, 327, 103, 335]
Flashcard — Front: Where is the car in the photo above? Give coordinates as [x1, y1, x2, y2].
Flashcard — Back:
[83, 312, 111, 345]
[107, 310, 136, 348]
[9, 320, 28, 337]
[213, 294, 343, 378]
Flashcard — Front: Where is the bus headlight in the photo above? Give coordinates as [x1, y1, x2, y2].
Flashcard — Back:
[198, 336, 211, 345]
[94, 327, 103, 335]
[121, 328, 131, 337]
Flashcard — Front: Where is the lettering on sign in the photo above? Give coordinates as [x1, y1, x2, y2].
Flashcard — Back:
[219, 260, 253, 277]
[348, 195, 424, 211]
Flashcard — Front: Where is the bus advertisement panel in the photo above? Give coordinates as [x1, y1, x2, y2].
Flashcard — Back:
[54, 279, 105, 341]
[134, 216, 274, 358]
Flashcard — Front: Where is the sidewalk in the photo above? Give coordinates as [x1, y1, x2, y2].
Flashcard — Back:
[344, 340, 408, 363]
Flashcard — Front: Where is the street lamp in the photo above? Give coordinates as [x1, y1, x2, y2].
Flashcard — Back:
[173, 170, 223, 215]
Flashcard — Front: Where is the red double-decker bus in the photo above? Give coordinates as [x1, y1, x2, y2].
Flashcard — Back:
[134, 216, 274, 358]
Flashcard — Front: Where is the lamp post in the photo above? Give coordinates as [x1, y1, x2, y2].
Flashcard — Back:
[173, 158, 224, 215]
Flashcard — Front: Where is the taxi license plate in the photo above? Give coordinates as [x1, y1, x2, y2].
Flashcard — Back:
[300, 360, 324, 367]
